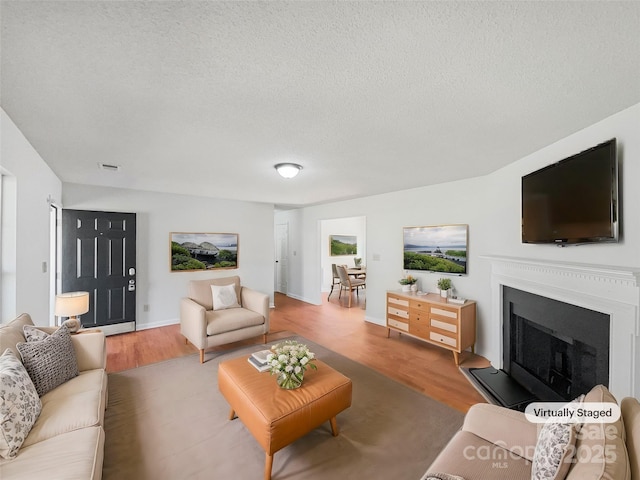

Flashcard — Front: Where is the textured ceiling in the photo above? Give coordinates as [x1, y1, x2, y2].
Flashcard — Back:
[1, 1, 639, 207]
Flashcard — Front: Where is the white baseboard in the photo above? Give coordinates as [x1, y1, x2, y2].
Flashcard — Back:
[285, 293, 321, 306]
[364, 315, 385, 327]
[135, 318, 179, 331]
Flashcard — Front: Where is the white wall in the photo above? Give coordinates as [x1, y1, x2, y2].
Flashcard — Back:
[277, 103, 640, 364]
[0, 109, 62, 325]
[62, 183, 275, 330]
[320, 216, 366, 292]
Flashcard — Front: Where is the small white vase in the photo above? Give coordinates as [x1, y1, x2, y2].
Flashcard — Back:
[410, 284, 418, 292]
[440, 289, 449, 299]
[402, 285, 411, 292]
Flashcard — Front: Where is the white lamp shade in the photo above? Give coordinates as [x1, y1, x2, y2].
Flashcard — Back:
[275, 163, 302, 179]
[55, 291, 90, 317]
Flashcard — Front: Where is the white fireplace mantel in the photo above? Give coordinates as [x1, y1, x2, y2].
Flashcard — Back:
[483, 255, 640, 399]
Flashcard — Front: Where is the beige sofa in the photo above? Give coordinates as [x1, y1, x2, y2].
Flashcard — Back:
[0, 314, 107, 480]
[424, 384, 639, 480]
[180, 276, 270, 363]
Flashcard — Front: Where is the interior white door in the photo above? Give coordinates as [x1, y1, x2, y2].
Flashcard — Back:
[275, 223, 288, 294]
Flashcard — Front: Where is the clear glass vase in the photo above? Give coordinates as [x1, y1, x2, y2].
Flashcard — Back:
[277, 371, 304, 389]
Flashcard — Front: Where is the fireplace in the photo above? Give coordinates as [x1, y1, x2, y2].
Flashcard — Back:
[480, 255, 640, 402]
[467, 286, 610, 410]
[503, 286, 609, 401]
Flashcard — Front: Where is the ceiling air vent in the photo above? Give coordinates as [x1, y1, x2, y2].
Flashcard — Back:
[98, 163, 121, 172]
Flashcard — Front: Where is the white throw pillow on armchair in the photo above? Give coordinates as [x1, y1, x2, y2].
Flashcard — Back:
[211, 284, 240, 311]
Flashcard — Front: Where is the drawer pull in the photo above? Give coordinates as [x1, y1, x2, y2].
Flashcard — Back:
[429, 332, 457, 348]
[389, 319, 409, 331]
[388, 307, 409, 319]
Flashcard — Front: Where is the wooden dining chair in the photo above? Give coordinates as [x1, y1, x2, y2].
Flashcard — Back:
[336, 265, 365, 308]
[328, 264, 341, 300]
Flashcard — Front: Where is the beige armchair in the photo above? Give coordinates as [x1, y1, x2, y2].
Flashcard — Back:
[180, 276, 270, 363]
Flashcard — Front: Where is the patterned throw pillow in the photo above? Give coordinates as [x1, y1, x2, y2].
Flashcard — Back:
[17, 324, 79, 397]
[0, 349, 42, 459]
[531, 420, 578, 480]
[23, 325, 49, 342]
[211, 284, 240, 311]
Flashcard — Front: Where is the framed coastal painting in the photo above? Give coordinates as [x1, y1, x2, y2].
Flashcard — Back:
[170, 232, 238, 271]
[403, 224, 468, 275]
[330, 235, 357, 256]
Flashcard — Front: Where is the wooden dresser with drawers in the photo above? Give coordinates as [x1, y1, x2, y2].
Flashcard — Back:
[386, 290, 476, 365]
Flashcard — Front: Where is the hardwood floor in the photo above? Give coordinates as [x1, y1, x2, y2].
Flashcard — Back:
[106, 291, 489, 413]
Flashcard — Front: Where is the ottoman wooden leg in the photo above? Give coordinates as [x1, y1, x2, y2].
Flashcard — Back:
[264, 453, 273, 480]
[329, 416, 340, 436]
[229, 408, 236, 421]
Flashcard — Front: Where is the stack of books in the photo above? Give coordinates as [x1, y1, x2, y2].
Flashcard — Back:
[448, 296, 467, 305]
[248, 349, 272, 372]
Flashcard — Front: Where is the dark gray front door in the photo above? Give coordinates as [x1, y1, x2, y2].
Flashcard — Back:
[61, 209, 136, 333]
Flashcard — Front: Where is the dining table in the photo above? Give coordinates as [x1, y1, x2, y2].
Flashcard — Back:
[346, 267, 366, 278]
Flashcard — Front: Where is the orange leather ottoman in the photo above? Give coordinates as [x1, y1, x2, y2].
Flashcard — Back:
[218, 355, 352, 480]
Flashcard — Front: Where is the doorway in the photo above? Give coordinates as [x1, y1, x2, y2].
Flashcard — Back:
[320, 216, 366, 296]
[61, 209, 136, 334]
[275, 223, 288, 294]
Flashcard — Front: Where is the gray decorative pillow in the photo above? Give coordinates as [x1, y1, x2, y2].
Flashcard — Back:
[0, 348, 42, 459]
[23, 325, 49, 342]
[17, 324, 78, 397]
[531, 420, 577, 480]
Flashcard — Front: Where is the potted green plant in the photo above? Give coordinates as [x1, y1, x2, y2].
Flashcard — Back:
[437, 278, 452, 298]
[399, 275, 417, 292]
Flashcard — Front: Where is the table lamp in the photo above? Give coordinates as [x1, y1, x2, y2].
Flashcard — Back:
[55, 291, 90, 332]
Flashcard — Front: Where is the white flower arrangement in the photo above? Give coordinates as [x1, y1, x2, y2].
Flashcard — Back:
[267, 340, 317, 389]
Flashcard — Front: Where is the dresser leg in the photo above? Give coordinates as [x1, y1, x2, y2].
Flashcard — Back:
[453, 351, 460, 365]
[386, 327, 390, 338]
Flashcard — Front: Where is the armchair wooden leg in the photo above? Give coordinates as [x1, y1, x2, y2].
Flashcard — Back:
[329, 416, 340, 436]
[264, 453, 273, 480]
[199, 349, 205, 364]
[263, 333, 268, 343]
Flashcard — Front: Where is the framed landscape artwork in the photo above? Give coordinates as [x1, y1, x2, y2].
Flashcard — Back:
[403, 224, 468, 274]
[170, 232, 238, 271]
[330, 235, 357, 256]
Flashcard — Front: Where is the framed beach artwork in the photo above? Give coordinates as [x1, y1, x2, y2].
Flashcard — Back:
[170, 232, 238, 271]
[403, 224, 468, 275]
[330, 235, 357, 256]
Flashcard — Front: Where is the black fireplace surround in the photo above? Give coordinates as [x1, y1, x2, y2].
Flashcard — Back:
[469, 286, 610, 410]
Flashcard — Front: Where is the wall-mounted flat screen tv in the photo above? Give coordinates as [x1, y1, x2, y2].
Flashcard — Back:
[521, 138, 618, 245]
[403, 224, 468, 274]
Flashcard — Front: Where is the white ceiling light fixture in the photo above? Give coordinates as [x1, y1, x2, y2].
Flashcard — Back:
[275, 163, 303, 179]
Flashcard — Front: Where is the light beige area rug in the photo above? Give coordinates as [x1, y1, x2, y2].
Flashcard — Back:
[103, 336, 463, 480]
